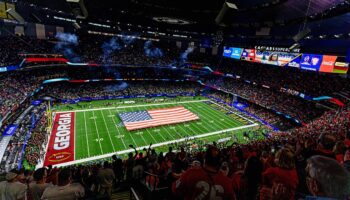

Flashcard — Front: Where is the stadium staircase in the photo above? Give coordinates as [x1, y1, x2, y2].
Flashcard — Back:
[111, 191, 131, 200]
[110, 171, 171, 200]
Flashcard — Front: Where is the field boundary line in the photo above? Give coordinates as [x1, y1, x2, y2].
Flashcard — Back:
[54, 100, 208, 113]
[50, 123, 258, 167]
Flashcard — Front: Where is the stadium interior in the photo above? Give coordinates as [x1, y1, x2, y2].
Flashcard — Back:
[0, 0, 350, 199]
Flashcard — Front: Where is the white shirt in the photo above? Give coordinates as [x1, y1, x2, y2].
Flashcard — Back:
[0, 181, 27, 200]
[41, 183, 84, 200]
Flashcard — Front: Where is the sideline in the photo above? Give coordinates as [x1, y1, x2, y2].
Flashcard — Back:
[47, 123, 259, 167]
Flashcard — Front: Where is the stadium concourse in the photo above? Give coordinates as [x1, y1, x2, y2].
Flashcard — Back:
[0, 0, 350, 199]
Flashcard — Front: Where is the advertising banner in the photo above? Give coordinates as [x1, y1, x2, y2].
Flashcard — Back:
[223, 47, 243, 59]
[44, 112, 75, 166]
[319, 55, 337, 73]
[287, 56, 301, 68]
[300, 54, 323, 71]
[333, 58, 349, 74]
[2, 124, 18, 136]
[255, 50, 301, 67]
[241, 49, 255, 61]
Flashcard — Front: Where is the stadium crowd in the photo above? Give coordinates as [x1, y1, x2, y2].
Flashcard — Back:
[204, 78, 325, 123]
[0, 104, 46, 173]
[216, 58, 350, 97]
[24, 116, 48, 167]
[1, 35, 348, 98]
[0, 35, 350, 199]
[41, 82, 201, 100]
[1, 104, 350, 199]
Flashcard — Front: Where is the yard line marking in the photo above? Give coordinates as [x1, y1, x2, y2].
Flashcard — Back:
[191, 103, 235, 134]
[83, 112, 90, 157]
[50, 123, 259, 167]
[101, 110, 116, 152]
[54, 99, 208, 113]
[92, 111, 104, 154]
[107, 109, 127, 149]
[209, 100, 255, 124]
[199, 102, 241, 128]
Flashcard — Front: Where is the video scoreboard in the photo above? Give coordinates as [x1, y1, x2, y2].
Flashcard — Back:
[223, 46, 349, 74]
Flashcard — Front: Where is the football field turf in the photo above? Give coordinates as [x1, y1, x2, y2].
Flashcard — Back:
[45, 97, 259, 166]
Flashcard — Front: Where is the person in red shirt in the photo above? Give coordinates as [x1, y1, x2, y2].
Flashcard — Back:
[260, 148, 299, 200]
[333, 141, 345, 164]
[344, 131, 350, 148]
[172, 145, 236, 200]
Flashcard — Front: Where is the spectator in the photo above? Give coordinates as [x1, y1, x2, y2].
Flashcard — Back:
[232, 156, 263, 200]
[261, 148, 298, 200]
[172, 145, 236, 200]
[41, 168, 85, 200]
[97, 161, 115, 198]
[305, 155, 350, 199]
[312, 133, 336, 159]
[28, 168, 52, 200]
[111, 155, 124, 187]
[0, 169, 27, 200]
[343, 150, 350, 173]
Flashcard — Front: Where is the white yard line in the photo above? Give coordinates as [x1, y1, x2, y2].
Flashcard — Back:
[100, 110, 116, 152]
[54, 100, 208, 113]
[195, 106, 227, 132]
[200, 103, 241, 128]
[209, 100, 255, 124]
[83, 112, 91, 157]
[92, 111, 104, 154]
[108, 109, 127, 149]
[50, 123, 259, 167]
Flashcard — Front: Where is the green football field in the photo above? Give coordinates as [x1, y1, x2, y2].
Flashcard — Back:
[50, 97, 259, 166]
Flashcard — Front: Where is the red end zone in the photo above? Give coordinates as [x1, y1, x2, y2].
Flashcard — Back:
[44, 112, 75, 166]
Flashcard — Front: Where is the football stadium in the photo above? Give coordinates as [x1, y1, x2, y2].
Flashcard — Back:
[47, 97, 257, 167]
[0, 0, 350, 199]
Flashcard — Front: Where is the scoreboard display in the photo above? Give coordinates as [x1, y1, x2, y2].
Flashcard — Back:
[222, 46, 349, 74]
[255, 50, 300, 67]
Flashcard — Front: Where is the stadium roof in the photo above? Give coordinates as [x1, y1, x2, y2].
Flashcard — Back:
[16, 0, 350, 40]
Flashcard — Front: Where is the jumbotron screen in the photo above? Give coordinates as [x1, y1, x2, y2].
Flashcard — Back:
[223, 46, 349, 74]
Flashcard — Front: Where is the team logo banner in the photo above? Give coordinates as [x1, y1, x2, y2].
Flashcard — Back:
[300, 54, 323, 71]
[2, 124, 18, 136]
[44, 112, 75, 166]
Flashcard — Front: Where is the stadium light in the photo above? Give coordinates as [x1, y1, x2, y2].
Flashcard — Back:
[288, 43, 300, 52]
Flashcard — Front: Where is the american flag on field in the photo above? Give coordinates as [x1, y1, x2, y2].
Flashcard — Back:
[119, 106, 199, 131]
